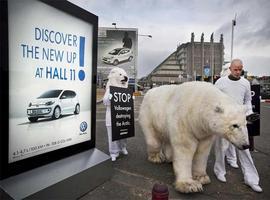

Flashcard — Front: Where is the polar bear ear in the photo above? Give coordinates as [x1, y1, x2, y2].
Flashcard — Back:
[108, 70, 115, 79]
[214, 106, 224, 113]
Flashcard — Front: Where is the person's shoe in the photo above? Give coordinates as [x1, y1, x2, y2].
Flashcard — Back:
[121, 148, 128, 155]
[245, 182, 263, 193]
[111, 153, 119, 162]
[111, 156, 117, 162]
[215, 173, 226, 183]
[229, 162, 239, 169]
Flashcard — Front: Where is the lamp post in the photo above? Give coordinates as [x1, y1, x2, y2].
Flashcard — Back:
[231, 14, 236, 61]
[135, 33, 152, 92]
[112, 22, 117, 29]
[138, 34, 152, 38]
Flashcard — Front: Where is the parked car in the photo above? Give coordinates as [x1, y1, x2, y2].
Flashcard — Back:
[27, 89, 80, 122]
[102, 47, 133, 66]
[261, 91, 270, 99]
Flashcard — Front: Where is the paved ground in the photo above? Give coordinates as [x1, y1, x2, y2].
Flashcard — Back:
[80, 95, 270, 200]
[96, 88, 106, 103]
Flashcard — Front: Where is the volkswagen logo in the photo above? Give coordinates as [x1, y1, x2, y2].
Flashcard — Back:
[80, 121, 88, 132]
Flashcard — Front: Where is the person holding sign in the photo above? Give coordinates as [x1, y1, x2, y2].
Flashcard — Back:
[103, 67, 129, 161]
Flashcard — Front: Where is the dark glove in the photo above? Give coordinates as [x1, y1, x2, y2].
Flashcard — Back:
[246, 113, 260, 123]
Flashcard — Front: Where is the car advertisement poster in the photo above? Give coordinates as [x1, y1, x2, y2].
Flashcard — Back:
[110, 86, 135, 141]
[8, 0, 93, 163]
[98, 27, 138, 80]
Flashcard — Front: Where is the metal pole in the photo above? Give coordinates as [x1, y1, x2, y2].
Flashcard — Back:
[134, 67, 137, 92]
[134, 32, 138, 92]
[135, 33, 152, 92]
[210, 33, 214, 83]
[231, 21, 234, 61]
[231, 14, 236, 61]
[138, 34, 152, 38]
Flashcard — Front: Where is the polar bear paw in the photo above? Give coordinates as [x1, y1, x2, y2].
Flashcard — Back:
[193, 174, 211, 185]
[148, 152, 165, 163]
[174, 180, 203, 193]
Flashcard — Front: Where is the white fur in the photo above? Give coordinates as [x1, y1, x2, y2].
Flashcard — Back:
[139, 81, 249, 193]
[106, 67, 128, 89]
[104, 67, 129, 157]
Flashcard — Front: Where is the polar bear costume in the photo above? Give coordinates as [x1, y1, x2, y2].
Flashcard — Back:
[103, 67, 129, 161]
[139, 81, 250, 193]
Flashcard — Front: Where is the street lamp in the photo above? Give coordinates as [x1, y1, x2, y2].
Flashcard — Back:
[112, 22, 117, 29]
[231, 14, 237, 61]
[134, 33, 152, 92]
[138, 34, 152, 38]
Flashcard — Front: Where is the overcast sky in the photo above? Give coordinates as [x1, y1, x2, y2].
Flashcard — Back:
[70, 0, 270, 78]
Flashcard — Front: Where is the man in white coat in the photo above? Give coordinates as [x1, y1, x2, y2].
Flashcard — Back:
[220, 63, 239, 169]
[214, 59, 262, 192]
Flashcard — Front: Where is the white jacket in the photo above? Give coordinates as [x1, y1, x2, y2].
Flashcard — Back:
[215, 76, 253, 116]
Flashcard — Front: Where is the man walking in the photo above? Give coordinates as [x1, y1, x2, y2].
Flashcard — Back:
[214, 59, 262, 192]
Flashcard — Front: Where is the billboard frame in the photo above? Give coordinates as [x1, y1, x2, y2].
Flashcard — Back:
[97, 27, 138, 88]
[0, 0, 98, 179]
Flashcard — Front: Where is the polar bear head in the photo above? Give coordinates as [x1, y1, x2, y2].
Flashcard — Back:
[106, 67, 129, 89]
[209, 104, 249, 150]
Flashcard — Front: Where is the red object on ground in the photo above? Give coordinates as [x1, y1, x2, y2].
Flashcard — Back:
[152, 183, 169, 200]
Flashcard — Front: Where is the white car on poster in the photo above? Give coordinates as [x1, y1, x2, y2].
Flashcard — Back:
[27, 89, 80, 122]
[102, 47, 133, 66]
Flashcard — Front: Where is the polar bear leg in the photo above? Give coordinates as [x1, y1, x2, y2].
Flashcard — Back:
[192, 136, 215, 185]
[163, 143, 173, 163]
[142, 125, 165, 163]
[171, 136, 203, 193]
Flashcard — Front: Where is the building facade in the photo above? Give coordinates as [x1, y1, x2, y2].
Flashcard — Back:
[177, 32, 224, 82]
[141, 51, 183, 87]
[142, 33, 224, 86]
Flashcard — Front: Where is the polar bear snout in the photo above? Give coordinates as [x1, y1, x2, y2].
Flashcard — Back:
[231, 141, 249, 150]
[242, 144, 250, 150]
[233, 140, 250, 150]
[225, 129, 249, 150]
[121, 76, 128, 83]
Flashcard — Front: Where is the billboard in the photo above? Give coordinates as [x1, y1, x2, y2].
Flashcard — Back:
[97, 27, 138, 84]
[0, 0, 97, 178]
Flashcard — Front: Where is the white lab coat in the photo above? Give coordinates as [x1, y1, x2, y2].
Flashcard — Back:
[103, 88, 127, 156]
[214, 76, 260, 185]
